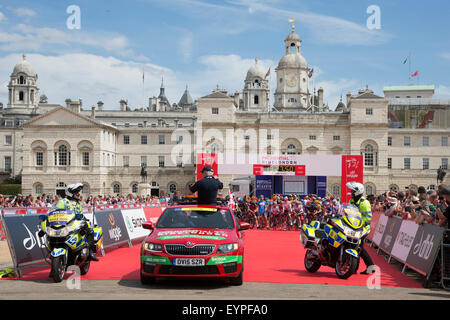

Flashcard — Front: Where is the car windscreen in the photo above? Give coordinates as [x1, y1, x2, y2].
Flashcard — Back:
[156, 207, 235, 229]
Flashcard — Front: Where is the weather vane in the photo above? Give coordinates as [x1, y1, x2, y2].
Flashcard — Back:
[289, 18, 295, 31]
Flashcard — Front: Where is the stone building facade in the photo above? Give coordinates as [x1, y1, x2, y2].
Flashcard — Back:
[1, 26, 449, 198]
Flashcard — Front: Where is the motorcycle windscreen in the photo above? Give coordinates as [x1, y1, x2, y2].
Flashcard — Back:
[342, 206, 363, 229]
[47, 211, 75, 227]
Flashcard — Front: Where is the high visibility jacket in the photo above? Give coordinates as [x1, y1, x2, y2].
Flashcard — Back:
[55, 198, 83, 216]
[350, 197, 372, 226]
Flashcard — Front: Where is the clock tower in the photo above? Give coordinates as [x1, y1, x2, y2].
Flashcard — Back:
[274, 24, 310, 111]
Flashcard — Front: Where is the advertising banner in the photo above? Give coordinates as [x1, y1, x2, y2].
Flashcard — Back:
[405, 223, 444, 276]
[196, 153, 218, 180]
[367, 211, 382, 241]
[1, 214, 47, 267]
[94, 210, 130, 248]
[253, 164, 305, 176]
[390, 220, 419, 263]
[255, 175, 273, 198]
[379, 216, 402, 254]
[121, 208, 149, 240]
[340, 155, 363, 204]
[372, 213, 388, 246]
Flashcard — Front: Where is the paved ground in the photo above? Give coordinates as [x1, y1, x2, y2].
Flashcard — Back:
[1, 278, 449, 300]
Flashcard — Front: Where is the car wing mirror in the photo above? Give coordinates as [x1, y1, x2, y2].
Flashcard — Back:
[239, 222, 251, 231]
[142, 221, 154, 230]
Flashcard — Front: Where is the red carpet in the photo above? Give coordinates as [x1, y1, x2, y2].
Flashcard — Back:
[9, 230, 421, 288]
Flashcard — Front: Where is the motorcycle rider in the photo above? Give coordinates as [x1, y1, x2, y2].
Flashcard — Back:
[346, 181, 375, 274]
[55, 183, 99, 262]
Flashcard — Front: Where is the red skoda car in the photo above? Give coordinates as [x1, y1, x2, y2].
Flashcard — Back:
[140, 204, 250, 285]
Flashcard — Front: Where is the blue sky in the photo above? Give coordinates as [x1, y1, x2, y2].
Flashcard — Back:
[0, 0, 449, 110]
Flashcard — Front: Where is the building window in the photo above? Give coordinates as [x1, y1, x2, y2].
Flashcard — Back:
[366, 185, 374, 195]
[169, 184, 177, 194]
[141, 135, 147, 145]
[332, 185, 340, 197]
[244, 135, 250, 140]
[35, 184, 43, 195]
[212, 108, 219, 115]
[404, 158, 411, 169]
[364, 145, 374, 166]
[388, 136, 392, 146]
[132, 183, 138, 193]
[158, 156, 165, 168]
[19, 91, 24, 101]
[123, 135, 130, 144]
[309, 135, 316, 140]
[159, 135, 165, 145]
[333, 136, 340, 141]
[113, 184, 120, 194]
[422, 137, 429, 147]
[5, 121, 13, 127]
[267, 134, 273, 140]
[442, 158, 448, 170]
[58, 145, 69, 166]
[254, 95, 259, 105]
[4, 156, 11, 172]
[428, 185, 435, 191]
[141, 156, 147, 166]
[5, 135, 12, 145]
[287, 144, 296, 155]
[138, 123, 143, 128]
[125, 123, 130, 127]
[176, 136, 183, 144]
[388, 158, 392, 169]
[423, 158, 429, 170]
[123, 156, 129, 167]
[366, 108, 373, 115]
[442, 137, 448, 147]
[19, 76, 25, 84]
[176, 156, 183, 168]
[82, 152, 89, 166]
[404, 136, 411, 147]
[36, 152, 43, 166]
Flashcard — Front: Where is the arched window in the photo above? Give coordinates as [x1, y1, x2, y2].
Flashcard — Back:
[113, 184, 120, 194]
[56, 182, 66, 188]
[366, 185, 374, 196]
[58, 145, 68, 166]
[332, 185, 340, 198]
[287, 144, 296, 155]
[35, 183, 43, 195]
[19, 76, 25, 84]
[364, 144, 374, 166]
[19, 91, 24, 101]
[254, 95, 259, 105]
[169, 184, 177, 194]
[132, 183, 138, 193]
[290, 43, 296, 53]
[389, 185, 399, 192]
[211, 143, 219, 154]
[253, 80, 260, 88]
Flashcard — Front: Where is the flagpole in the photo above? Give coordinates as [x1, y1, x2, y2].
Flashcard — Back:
[408, 52, 411, 85]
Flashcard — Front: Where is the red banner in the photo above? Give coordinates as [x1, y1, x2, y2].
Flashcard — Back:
[196, 153, 218, 180]
[253, 164, 305, 176]
[341, 155, 363, 204]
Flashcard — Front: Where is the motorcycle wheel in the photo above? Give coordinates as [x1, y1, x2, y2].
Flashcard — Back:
[80, 261, 90, 275]
[304, 250, 321, 273]
[335, 255, 358, 279]
[51, 256, 65, 283]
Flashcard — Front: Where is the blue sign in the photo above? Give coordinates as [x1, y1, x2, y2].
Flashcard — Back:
[317, 176, 327, 198]
[255, 175, 273, 198]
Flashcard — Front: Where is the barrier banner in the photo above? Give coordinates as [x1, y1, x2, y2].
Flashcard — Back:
[372, 213, 388, 246]
[0, 214, 47, 267]
[405, 223, 444, 276]
[367, 211, 382, 241]
[121, 208, 149, 240]
[379, 216, 402, 254]
[390, 220, 419, 263]
[94, 210, 130, 248]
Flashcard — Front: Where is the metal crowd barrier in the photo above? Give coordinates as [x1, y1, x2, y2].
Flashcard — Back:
[442, 229, 450, 291]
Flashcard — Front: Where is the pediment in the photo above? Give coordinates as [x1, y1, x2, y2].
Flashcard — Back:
[22, 106, 101, 127]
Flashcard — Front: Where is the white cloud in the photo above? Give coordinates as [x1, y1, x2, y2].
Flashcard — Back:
[15, 8, 36, 17]
[179, 33, 193, 62]
[0, 11, 6, 23]
[0, 24, 133, 56]
[436, 85, 450, 97]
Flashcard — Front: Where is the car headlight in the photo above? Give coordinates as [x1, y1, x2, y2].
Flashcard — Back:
[46, 226, 70, 237]
[144, 242, 163, 252]
[217, 243, 239, 253]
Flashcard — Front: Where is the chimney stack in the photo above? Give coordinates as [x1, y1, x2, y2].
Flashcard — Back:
[318, 87, 324, 109]
[91, 106, 96, 119]
[97, 101, 104, 111]
[346, 91, 351, 107]
[119, 99, 127, 111]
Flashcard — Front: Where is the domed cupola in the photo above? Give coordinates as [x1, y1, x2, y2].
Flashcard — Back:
[243, 58, 270, 111]
[7, 53, 39, 110]
[12, 54, 36, 77]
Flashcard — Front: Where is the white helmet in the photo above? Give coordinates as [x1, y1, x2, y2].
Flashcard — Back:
[66, 182, 84, 198]
[346, 181, 364, 196]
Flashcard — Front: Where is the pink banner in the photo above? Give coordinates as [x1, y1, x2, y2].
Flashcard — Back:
[341, 155, 363, 204]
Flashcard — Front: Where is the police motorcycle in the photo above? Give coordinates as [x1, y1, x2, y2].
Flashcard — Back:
[38, 209, 103, 283]
[299, 205, 370, 279]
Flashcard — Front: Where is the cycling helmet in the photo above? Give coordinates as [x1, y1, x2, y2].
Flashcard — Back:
[346, 181, 364, 196]
[66, 182, 83, 198]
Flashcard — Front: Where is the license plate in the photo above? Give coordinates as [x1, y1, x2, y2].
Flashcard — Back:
[173, 258, 205, 266]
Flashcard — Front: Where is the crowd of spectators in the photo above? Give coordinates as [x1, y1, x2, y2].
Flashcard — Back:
[368, 184, 450, 228]
[0, 193, 169, 208]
